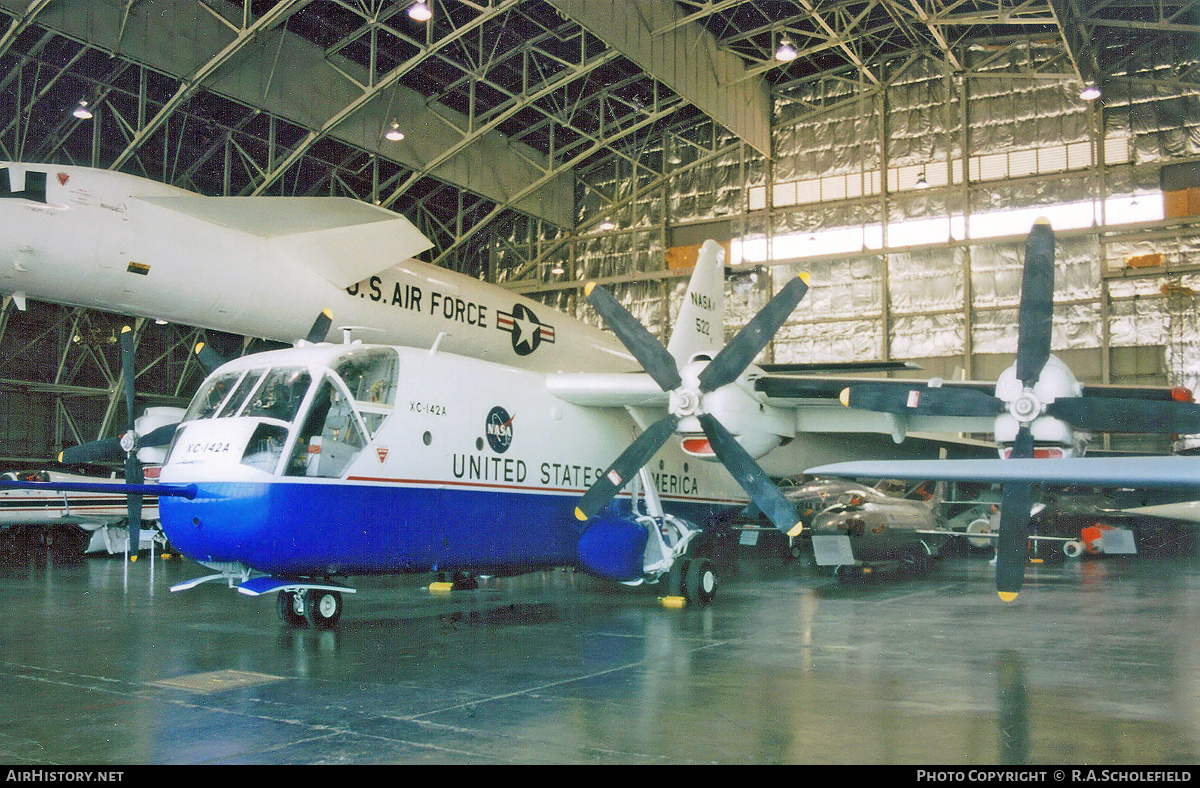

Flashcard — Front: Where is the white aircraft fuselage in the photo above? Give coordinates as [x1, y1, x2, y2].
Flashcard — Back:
[156, 342, 748, 577]
[0, 162, 635, 374]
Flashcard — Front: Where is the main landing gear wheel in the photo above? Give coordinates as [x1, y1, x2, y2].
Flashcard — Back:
[277, 590, 306, 627]
[303, 590, 343, 629]
[684, 558, 717, 606]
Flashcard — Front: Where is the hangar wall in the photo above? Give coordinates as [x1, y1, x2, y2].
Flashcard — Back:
[513, 41, 1200, 450]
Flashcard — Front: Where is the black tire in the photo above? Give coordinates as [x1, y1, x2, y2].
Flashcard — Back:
[277, 590, 306, 627]
[684, 558, 717, 607]
[303, 590, 342, 629]
[451, 571, 478, 590]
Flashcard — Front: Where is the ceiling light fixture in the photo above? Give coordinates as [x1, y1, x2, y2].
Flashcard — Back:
[775, 37, 798, 63]
[915, 171, 929, 189]
[1079, 81, 1101, 101]
[385, 120, 405, 141]
[550, 264, 565, 275]
[408, 2, 432, 22]
[599, 217, 616, 231]
[72, 99, 93, 120]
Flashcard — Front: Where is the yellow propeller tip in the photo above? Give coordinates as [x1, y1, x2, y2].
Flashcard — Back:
[56, 451, 63, 463]
[1034, 216, 1050, 226]
[786, 522, 804, 538]
[997, 591, 1019, 602]
[798, 271, 811, 285]
[321, 308, 333, 318]
[121, 325, 133, 334]
[584, 282, 597, 297]
[574, 507, 588, 522]
[194, 342, 205, 353]
[839, 387, 851, 407]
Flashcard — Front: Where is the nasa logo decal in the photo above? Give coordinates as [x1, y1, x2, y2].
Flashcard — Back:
[497, 303, 555, 356]
[485, 406, 514, 453]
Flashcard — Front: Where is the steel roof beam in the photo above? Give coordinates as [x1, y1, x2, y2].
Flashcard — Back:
[545, 0, 771, 157]
[0, 0, 573, 227]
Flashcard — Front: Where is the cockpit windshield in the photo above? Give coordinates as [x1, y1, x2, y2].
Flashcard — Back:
[174, 348, 400, 478]
[241, 368, 311, 423]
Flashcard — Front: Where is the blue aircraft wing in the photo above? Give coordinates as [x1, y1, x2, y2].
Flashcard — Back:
[805, 456, 1200, 490]
[0, 479, 198, 498]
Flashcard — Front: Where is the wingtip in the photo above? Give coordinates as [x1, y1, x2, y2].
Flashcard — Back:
[997, 591, 1019, 602]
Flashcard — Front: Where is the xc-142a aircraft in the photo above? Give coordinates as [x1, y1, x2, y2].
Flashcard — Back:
[0, 236, 984, 626]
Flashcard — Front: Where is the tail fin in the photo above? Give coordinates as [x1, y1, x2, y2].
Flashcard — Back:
[666, 240, 726, 364]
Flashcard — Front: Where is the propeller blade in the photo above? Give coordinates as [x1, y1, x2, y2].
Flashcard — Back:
[194, 342, 230, 375]
[995, 479, 1033, 600]
[305, 309, 333, 344]
[585, 283, 682, 392]
[697, 274, 810, 393]
[698, 413, 801, 535]
[136, 423, 180, 449]
[120, 326, 136, 431]
[1015, 220, 1055, 386]
[996, 426, 1036, 600]
[574, 414, 681, 522]
[841, 383, 1003, 417]
[125, 452, 143, 553]
[59, 437, 125, 465]
[1046, 396, 1200, 434]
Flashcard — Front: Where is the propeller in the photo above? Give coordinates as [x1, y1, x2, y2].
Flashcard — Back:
[837, 220, 1200, 598]
[576, 275, 811, 537]
[194, 310, 335, 374]
[57, 326, 157, 554]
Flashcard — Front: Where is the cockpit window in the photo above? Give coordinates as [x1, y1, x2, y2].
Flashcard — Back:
[242, 368, 312, 423]
[331, 347, 399, 437]
[333, 348, 399, 407]
[216, 369, 265, 418]
[285, 376, 366, 478]
[184, 371, 243, 421]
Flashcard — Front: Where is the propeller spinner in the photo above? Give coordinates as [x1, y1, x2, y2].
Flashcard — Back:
[576, 274, 811, 538]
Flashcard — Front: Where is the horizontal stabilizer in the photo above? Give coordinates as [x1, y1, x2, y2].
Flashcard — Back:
[806, 456, 1200, 490]
[138, 196, 433, 288]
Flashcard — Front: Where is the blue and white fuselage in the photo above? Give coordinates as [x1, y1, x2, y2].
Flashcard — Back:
[156, 342, 748, 580]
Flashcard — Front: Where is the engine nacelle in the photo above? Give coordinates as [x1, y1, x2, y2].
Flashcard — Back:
[577, 516, 650, 582]
[993, 355, 1089, 457]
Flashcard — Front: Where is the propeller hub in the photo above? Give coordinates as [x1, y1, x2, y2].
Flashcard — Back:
[1008, 390, 1042, 423]
[669, 388, 703, 417]
[120, 430, 138, 454]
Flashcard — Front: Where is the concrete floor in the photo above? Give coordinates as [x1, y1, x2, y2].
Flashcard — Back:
[1, 545, 1199, 765]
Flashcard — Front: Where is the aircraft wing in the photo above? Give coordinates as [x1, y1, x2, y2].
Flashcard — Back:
[804, 456, 1200, 490]
[137, 196, 434, 288]
[0, 479, 198, 498]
